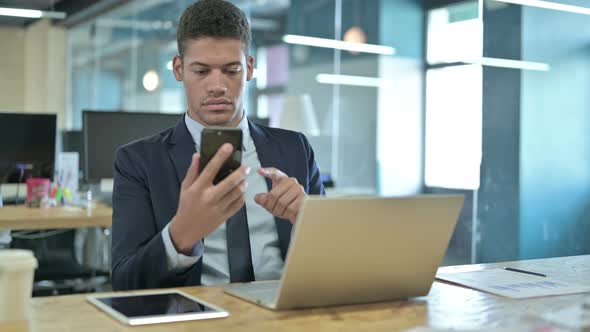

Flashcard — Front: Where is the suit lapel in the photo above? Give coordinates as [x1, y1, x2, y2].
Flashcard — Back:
[248, 121, 293, 260]
[248, 121, 286, 189]
[168, 115, 197, 185]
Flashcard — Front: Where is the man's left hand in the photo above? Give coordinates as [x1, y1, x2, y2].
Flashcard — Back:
[254, 167, 306, 224]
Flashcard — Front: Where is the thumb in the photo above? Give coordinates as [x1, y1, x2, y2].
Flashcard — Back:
[181, 153, 200, 191]
[258, 167, 285, 185]
[255, 193, 268, 206]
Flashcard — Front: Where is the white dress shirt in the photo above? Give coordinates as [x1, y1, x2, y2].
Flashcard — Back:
[161, 113, 284, 285]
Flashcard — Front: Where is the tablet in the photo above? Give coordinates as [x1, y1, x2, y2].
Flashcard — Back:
[87, 290, 229, 325]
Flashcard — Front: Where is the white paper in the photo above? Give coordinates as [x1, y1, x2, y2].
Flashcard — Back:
[57, 152, 79, 195]
[436, 268, 590, 299]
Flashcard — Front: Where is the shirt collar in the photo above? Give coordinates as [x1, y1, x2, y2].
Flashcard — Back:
[184, 111, 250, 151]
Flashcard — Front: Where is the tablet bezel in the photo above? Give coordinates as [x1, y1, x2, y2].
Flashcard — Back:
[87, 289, 229, 325]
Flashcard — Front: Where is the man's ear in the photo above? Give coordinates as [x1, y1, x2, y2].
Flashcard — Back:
[246, 55, 254, 81]
[172, 55, 183, 81]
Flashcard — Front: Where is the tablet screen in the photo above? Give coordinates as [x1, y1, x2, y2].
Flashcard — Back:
[97, 292, 219, 318]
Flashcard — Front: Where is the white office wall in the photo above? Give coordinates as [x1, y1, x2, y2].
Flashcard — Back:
[24, 19, 67, 129]
[0, 27, 26, 112]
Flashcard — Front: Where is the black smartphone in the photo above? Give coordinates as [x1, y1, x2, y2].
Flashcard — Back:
[199, 127, 243, 184]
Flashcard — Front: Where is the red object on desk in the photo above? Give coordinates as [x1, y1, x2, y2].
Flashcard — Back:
[26, 178, 50, 208]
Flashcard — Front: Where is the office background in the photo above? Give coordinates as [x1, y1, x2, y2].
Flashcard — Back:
[0, 0, 588, 270]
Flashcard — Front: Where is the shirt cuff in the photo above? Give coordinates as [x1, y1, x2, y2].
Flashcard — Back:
[161, 223, 203, 272]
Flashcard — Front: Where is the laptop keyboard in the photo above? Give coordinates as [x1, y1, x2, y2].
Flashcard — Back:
[229, 281, 280, 303]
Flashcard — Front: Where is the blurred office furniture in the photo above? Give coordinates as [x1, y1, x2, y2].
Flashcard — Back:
[61, 130, 84, 175]
[0, 113, 56, 204]
[276, 94, 320, 136]
[1, 203, 112, 296]
[11, 255, 589, 331]
[82, 111, 182, 184]
[0, 203, 111, 230]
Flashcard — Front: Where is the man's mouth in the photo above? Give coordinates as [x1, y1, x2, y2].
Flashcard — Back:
[203, 98, 232, 111]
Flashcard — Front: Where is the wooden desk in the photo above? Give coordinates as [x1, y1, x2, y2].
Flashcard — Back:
[3, 255, 589, 332]
[0, 203, 112, 230]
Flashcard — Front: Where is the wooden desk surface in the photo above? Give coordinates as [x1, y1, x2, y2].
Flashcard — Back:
[0, 203, 112, 230]
[3, 255, 589, 332]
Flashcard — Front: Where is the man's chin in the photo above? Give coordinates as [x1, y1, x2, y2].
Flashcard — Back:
[188, 108, 241, 127]
[203, 112, 239, 127]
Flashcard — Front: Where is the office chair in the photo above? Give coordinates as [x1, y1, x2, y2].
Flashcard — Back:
[10, 229, 110, 296]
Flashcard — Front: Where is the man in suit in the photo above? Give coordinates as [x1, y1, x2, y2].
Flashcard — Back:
[111, 0, 324, 290]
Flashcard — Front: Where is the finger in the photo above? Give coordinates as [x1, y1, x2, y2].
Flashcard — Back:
[181, 153, 200, 191]
[264, 179, 293, 213]
[258, 167, 286, 185]
[224, 196, 245, 220]
[221, 180, 246, 210]
[255, 193, 267, 206]
[194, 143, 233, 186]
[287, 195, 306, 224]
[212, 165, 250, 199]
[275, 185, 301, 217]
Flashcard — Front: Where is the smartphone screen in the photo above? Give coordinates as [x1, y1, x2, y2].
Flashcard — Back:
[199, 127, 242, 184]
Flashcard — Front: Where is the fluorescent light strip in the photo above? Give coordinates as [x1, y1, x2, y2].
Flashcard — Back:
[0, 7, 42, 18]
[316, 74, 393, 88]
[283, 34, 395, 56]
[0, 7, 66, 19]
[492, 0, 590, 15]
[466, 57, 550, 71]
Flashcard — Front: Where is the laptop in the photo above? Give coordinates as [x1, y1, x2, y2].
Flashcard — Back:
[223, 194, 464, 310]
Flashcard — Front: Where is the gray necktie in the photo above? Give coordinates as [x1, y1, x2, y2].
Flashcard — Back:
[226, 205, 255, 282]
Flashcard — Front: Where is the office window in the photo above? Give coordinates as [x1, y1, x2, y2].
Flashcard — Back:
[425, 64, 482, 190]
[425, 1, 482, 190]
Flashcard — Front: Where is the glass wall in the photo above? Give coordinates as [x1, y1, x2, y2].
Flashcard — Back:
[67, 0, 424, 198]
[67, 0, 590, 264]
[425, 0, 590, 264]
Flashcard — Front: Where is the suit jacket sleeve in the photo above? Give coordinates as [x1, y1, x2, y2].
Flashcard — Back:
[301, 133, 325, 196]
[111, 145, 197, 290]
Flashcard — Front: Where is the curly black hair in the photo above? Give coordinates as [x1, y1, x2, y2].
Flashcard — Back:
[177, 0, 251, 58]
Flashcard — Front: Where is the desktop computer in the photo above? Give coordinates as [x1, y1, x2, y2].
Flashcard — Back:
[0, 112, 56, 203]
[82, 111, 182, 203]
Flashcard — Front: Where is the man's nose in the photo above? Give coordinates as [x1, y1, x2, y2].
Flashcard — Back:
[207, 71, 228, 96]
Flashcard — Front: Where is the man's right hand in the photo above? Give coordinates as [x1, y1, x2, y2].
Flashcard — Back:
[169, 143, 249, 254]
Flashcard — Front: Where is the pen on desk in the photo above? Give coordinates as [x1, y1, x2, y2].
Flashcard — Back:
[504, 267, 547, 277]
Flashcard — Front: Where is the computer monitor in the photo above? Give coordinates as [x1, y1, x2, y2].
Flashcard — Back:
[83, 111, 182, 182]
[61, 130, 84, 172]
[0, 112, 57, 184]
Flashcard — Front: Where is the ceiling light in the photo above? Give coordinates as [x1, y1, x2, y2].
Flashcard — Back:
[343, 26, 367, 55]
[142, 70, 160, 92]
[492, 0, 590, 15]
[283, 34, 395, 56]
[316, 74, 393, 88]
[464, 57, 550, 71]
[0, 7, 66, 19]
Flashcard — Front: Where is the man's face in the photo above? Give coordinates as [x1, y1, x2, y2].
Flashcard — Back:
[173, 37, 253, 127]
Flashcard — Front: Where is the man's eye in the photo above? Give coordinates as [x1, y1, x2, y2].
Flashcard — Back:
[193, 70, 208, 75]
[227, 68, 241, 74]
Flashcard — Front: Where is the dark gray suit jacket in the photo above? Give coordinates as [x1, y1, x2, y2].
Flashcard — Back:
[111, 116, 325, 290]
